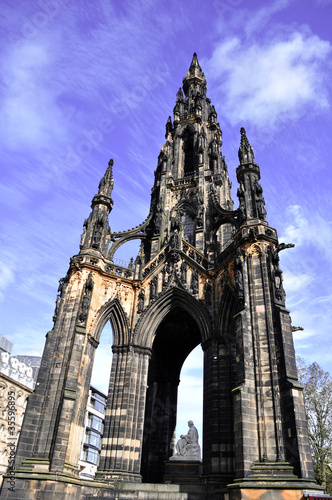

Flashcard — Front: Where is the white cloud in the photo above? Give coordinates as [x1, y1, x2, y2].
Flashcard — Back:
[1, 41, 66, 149]
[282, 271, 312, 293]
[0, 261, 15, 301]
[206, 31, 331, 127]
[279, 205, 332, 262]
[242, 0, 295, 37]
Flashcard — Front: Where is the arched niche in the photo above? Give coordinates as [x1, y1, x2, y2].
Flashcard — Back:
[181, 125, 196, 176]
[140, 305, 202, 484]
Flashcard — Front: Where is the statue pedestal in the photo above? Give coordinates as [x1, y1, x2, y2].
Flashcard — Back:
[163, 460, 202, 484]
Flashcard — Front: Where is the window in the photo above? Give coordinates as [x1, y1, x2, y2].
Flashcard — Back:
[181, 211, 195, 245]
[182, 129, 195, 175]
[91, 393, 106, 414]
[92, 392, 107, 406]
[87, 414, 103, 433]
[85, 429, 101, 449]
[82, 446, 99, 465]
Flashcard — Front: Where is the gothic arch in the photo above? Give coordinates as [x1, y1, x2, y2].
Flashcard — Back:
[171, 200, 197, 245]
[180, 125, 197, 175]
[175, 122, 195, 139]
[108, 233, 146, 261]
[140, 287, 206, 483]
[171, 199, 195, 217]
[90, 297, 130, 346]
[134, 286, 211, 349]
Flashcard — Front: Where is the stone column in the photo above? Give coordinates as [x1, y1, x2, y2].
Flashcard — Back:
[202, 337, 233, 484]
[141, 378, 178, 483]
[97, 345, 150, 482]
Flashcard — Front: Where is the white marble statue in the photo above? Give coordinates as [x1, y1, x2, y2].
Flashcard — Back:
[170, 420, 201, 461]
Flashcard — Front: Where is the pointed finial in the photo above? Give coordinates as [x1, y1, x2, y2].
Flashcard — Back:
[98, 159, 114, 195]
[176, 87, 184, 101]
[209, 105, 217, 123]
[165, 116, 173, 139]
[186, 52, 205, 79]
[238, 127, 255, 164]
[183, 53, 206, 97]
[106, 158, 113, 179]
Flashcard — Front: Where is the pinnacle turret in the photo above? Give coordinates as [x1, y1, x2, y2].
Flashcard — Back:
[186, 52, 205, 80]
[236, 128, 266, 223]
[98, 158, 114, 197]
[238, 127, 254, 164]
[182, 52, 206, 97]
[79, 160, 113, 254]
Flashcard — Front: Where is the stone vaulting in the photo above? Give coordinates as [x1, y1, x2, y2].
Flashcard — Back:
[2, 54, 324, 499]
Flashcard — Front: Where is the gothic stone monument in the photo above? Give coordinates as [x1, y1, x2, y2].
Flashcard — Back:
[2, 54, 323, 499]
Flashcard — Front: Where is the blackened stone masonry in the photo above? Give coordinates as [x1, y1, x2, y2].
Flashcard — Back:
[2, 54, 322, 500]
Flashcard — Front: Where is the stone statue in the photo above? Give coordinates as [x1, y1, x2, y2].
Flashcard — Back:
[137, 289, 145, 314]
[170, 420, 201, 461]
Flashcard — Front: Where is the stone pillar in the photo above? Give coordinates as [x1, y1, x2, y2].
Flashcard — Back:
[141, 378, 178, 483]
[202, 337, 233, 484]
[274, 305, 315, 480]
[14, 277, 85, 474]
[97, 346, 150, 482]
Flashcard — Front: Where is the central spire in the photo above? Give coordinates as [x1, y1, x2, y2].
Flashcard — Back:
[182, 52, 206, 97]
[186, 52, 205, 79]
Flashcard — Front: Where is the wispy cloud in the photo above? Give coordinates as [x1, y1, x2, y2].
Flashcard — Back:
[206, 30, 331, 128]
[0, 260, 15, 302]
[279, 205, 332, 264]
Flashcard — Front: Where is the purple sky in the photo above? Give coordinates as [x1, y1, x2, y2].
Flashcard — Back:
[1, 0, 332, 438]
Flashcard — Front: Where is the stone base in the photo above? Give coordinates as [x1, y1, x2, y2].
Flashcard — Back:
[226, 487, 330, 500]
[164, 461, 202, 484]
[0, 471, 326, 500]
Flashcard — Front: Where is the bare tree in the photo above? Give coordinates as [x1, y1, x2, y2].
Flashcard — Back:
[297, 357, 332, 492]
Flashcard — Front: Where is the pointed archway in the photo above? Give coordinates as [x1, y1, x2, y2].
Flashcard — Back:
[141, 305, 201, 483]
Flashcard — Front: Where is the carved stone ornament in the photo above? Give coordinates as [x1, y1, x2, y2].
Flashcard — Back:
[163, 263, 171, 287]
[170, 229, 180, 250]
[237, 187, 246, 222]
[274, 270, 286, 304]
[137, 289, 145, 314]
[204, 280, 212, 306]
[254, 179, 267, 221]
[77, 272, 94, 325]
[150, 276, 158, 302]
[235, 267, 244, 306]
[180, 261, 187, 285]
[191, 269, 199, 295]
[92, 215, 104, 249]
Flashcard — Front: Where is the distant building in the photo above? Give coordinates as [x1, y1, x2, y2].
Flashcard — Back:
[78, 386, 107, 479]
[0, 335, 41, 484]
[0, 332, 106, 484]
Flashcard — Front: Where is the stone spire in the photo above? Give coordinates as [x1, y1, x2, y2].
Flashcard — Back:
[238, 127, 255, 164]
[98, 158, 114, 197]
[79, 159, 113, 254]
[182, 52, 206, 97]
[135, 53, 234, 264]
[236, 129, 266, 222]
[186, 52, 205, 79]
